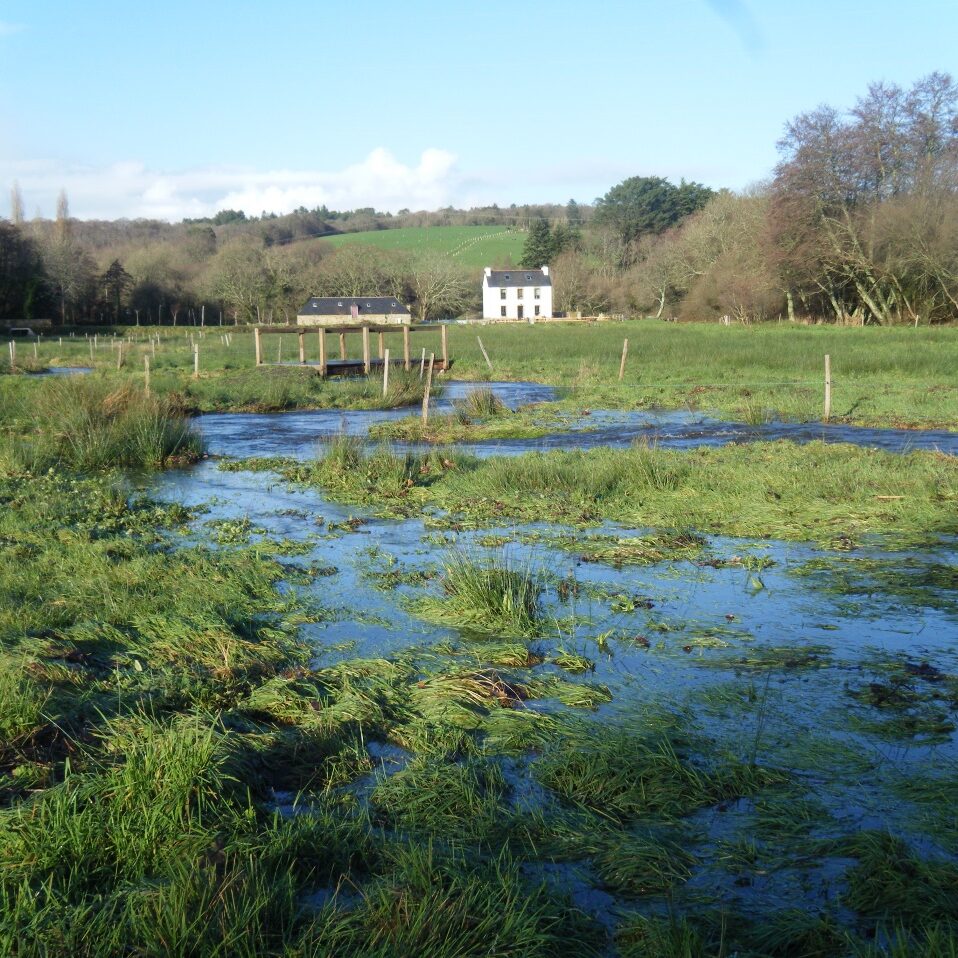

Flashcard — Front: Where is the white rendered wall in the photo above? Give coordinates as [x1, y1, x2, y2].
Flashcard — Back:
[482, 280, 553, 319]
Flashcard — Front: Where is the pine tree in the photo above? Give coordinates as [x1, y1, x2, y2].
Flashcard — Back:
[519, 218, 554, 268]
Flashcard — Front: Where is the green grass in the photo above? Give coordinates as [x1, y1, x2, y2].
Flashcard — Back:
[315, 224, 525, 268]
[256, 439, 958, 545]
[0, 377, 201, 471]
[33, 320, 957, 428]
[415, 553, 544, 637]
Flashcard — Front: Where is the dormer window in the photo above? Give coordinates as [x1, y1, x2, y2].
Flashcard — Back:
[337, 302, 343, 307]
[504, 274, 510, 280]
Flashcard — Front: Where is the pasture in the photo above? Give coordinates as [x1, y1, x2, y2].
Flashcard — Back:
[314, 224, 526, 268]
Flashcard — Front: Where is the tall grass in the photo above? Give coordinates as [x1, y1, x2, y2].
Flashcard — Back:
[2, 378, 201, 471]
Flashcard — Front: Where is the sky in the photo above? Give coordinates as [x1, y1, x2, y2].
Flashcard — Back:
[1, 0, 956, 222]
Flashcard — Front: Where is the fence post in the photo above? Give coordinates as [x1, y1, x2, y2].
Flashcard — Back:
[362, 326, 371, 375]
[477, 336, 492, 371]
[193, 344, 200, 379]
[403, 325, 411, 371]
[383, 348, 390, 398]
[117, 345, 123, 370]
[824, 354, 832, 422]
[377, 331, 384, 359]
[441, 324, 448, 371]
[421, 352, 435, 424]
[339, 331, 347, 360]
[419, 347, 426, 379]
[318, 328, 327, 377]
[254, 327, 262, 366]
[618, 338, 629, 381]
[8, 341, 14, 371]
[298, 330, 306, 365]
[144, 355, 151, 396]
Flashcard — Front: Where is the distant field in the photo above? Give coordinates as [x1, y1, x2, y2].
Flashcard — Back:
[315, 225, 525, 268]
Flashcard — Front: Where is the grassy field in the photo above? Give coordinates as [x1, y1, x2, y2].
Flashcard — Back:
[314, 225, 525, 268]
[3, 320, 955, 428]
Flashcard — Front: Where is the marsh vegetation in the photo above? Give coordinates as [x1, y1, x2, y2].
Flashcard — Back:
[1, 327, 957, 956]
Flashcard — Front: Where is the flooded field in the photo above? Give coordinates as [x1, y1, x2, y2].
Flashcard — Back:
[192, 380, 958, 460]
[140, 381, 958, 944]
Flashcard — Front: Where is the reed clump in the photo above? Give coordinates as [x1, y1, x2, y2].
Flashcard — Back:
[3, 378, 201, 471]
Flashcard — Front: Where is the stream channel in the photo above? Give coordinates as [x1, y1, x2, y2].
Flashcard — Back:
[145, 380, 958, 928]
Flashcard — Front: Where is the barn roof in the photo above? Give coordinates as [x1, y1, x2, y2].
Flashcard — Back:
[484, 269, 551, 288]
[298, 296, 410, 316]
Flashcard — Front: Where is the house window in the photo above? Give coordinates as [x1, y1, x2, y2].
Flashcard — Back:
[517, 288, 524, 299]
[500, 306, 507, 317]
[500, 288, 506, 300]
[534, 305, 540, 316]
[534, 287, 541, 299]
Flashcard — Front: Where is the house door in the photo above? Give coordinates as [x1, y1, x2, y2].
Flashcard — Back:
[517, 305, 523, 320]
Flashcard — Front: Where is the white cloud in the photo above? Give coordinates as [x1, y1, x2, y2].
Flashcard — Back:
[2, 149, 464, 221]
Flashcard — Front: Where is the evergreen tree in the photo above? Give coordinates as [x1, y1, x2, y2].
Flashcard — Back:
[519, 218, 554, 268]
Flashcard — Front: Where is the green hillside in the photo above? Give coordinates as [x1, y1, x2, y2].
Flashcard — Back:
[316, 225, 525, 268]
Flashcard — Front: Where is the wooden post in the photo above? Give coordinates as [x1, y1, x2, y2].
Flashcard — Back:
[254, 327, 262, 366]
[618, 338, 629, 381]
[477, 336, 492, 371]
[377, 331, 384, 359]
[362, 326, 371, 375]
[440, 324, 448, 371]
[144, 355, 151, 396]
[277, 337, 282, 363]
[89, 338, 94, 360]
[33, 341, 38, 359]
[318, 328, 327, 377]
[824, 354, 832, 422]
[7, 341, 14, 371]
[339, 331, 347, 360]
[383, 348, 390, 398]
[193, 344, 199, 379]
[298, 330, 306, 365]
[421, 353, 435, 424]
[117, 345, 123, 370]
[402, 325, 411, 371]
[419, 347, 426, 379]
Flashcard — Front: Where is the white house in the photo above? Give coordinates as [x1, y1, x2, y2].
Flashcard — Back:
[482, 267, 552, 320]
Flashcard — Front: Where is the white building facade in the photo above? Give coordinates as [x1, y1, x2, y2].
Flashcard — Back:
[482, 267, 552, 320]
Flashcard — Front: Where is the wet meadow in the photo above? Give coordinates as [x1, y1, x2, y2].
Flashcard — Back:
[1, 321, 957, 956]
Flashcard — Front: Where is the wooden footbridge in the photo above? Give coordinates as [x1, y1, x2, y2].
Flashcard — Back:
[253, 324, 451, 377]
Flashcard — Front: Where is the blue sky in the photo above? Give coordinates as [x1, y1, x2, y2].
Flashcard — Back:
[1, 0, 956, 220]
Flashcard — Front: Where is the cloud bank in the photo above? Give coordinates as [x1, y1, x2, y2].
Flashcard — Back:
[3, 149, 464, 221]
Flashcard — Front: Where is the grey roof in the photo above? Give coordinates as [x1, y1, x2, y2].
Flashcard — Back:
[485, 269, 551, 288]
[298, 296, 409, 316]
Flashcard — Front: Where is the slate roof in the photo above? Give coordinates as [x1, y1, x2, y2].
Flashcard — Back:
[298, 296, 410, 316]
[484, 270, 551, 288]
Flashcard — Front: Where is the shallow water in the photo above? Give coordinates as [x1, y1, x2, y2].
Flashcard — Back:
[191, 379, 958, 459]
[145, 379, 958, 929]
[29, 365, 93, 376]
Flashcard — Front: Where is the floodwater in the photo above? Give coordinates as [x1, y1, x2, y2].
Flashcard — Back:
[145, 379, 958, 929]
[29, 365, 93, 376]
[191, 380, 958, 459]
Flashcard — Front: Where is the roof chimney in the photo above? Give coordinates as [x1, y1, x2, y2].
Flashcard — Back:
[483, 267, 492, 277]
[541, 265, 549, 276]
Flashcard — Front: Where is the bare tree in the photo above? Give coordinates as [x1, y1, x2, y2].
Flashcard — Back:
[10, 182, 24, 226]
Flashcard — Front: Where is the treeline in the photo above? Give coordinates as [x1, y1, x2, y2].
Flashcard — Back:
[552, 73, 958, 325]
[0, 196, 587, 324]
[2, 73, 956, 327]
